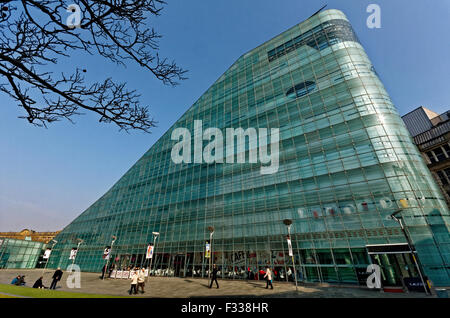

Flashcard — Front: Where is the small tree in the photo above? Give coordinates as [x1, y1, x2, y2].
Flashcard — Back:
[0, 0, 187, 132]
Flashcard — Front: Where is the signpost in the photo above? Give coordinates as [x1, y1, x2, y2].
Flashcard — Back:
[103, 236, 116, 280]
[207, 226, 215, 285]
[42, 239, 57, 275]
[70, 239, 84, 266]
[283, 219, 298, 291]
[147, 232, 160, 281]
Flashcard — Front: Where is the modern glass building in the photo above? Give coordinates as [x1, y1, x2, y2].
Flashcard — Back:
[0, 238, 46, 269]
[49, 9, 449, 287]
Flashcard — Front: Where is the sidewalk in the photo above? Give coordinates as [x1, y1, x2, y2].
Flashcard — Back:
[0, 269, 428, 298]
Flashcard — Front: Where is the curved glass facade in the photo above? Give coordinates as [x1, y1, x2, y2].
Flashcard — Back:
[49, 10, 449, 286]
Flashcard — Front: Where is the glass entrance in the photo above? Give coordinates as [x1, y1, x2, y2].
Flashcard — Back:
[367, 243, 426, 292]
[371, 253, 403, 287]
[173, 254, 186, 277]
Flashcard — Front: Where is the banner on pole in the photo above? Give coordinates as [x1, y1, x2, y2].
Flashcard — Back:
[69, 248, 78, 260]
[286, 236, 293, 257]
[205, 241, 211, 259]
[102, 246, 111, 260]
[146, 245, 154, 259]
[43, 248, 52, 259]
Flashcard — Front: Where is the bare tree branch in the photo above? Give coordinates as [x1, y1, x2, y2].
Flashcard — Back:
[0, 0, 187, 132]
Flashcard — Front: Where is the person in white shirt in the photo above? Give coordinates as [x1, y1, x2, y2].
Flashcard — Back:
[137, 268, 146, 294]
[264, 267, 274, 289]
[129, 270, 138, 295]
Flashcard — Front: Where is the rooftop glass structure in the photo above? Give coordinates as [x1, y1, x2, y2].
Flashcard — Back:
[48, 9, 449, 287]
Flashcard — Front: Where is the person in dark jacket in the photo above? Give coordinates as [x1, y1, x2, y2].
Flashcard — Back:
[209, 264, 219, 289]
[109, 264, 115, 278]
[11, 275, 21, 285]
[33, 277, 46, 289]
[50, 268, 63, 289]
[18, 275, 26, 286]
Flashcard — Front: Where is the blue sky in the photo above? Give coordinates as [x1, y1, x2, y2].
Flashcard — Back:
[1, 0, 449, 231]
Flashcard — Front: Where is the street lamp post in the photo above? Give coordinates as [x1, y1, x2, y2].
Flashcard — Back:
[283, 219, 298, 292]
[391, 210, 430, 295]
[72, 239, 84, 267]
[207, 226, 215, 285]
[148, 232, 160, 281]
[103, 235, 116, 281]
[42, 239, 58, 275]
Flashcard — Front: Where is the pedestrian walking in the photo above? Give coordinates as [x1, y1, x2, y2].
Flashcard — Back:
[209, 264, 219, 289]
[137, 268, 146, 294]
[101, 264, 107, 279]
[129, 270, 138, 295]
[264, 267, 273, 289]
[50, 267, 63, 290]
[109, 264, 115, 278]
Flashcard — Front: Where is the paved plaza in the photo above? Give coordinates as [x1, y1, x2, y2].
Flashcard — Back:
[0, 269, 433, 298]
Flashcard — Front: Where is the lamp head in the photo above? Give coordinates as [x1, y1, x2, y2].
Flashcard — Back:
[283, 219, 292, 226]
[391, 210, 402, 218]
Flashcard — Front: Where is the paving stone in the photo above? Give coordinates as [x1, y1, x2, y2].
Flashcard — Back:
[0, 269, 428, 298]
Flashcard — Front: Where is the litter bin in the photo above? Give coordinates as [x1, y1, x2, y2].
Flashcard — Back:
[436, 289, 448, 298]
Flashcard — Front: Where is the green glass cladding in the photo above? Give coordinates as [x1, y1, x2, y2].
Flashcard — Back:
[50, 10, 449, 285]
[0, 238, 45, 269]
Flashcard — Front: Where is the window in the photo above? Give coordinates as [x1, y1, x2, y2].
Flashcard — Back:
[445, 168, 450, 179]
[426, 151, 437, 164]
[286, 81, 316, 99]
[437, 171, 448, 185]
[443, 144, 450, 157]
[433, 147, 446, 162]
[267, 19, 360, 62]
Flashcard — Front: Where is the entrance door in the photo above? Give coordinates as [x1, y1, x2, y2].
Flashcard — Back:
[173, 254, 186, 277]
[367, 244, 426, 292]
[371, 253, 404, 287]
